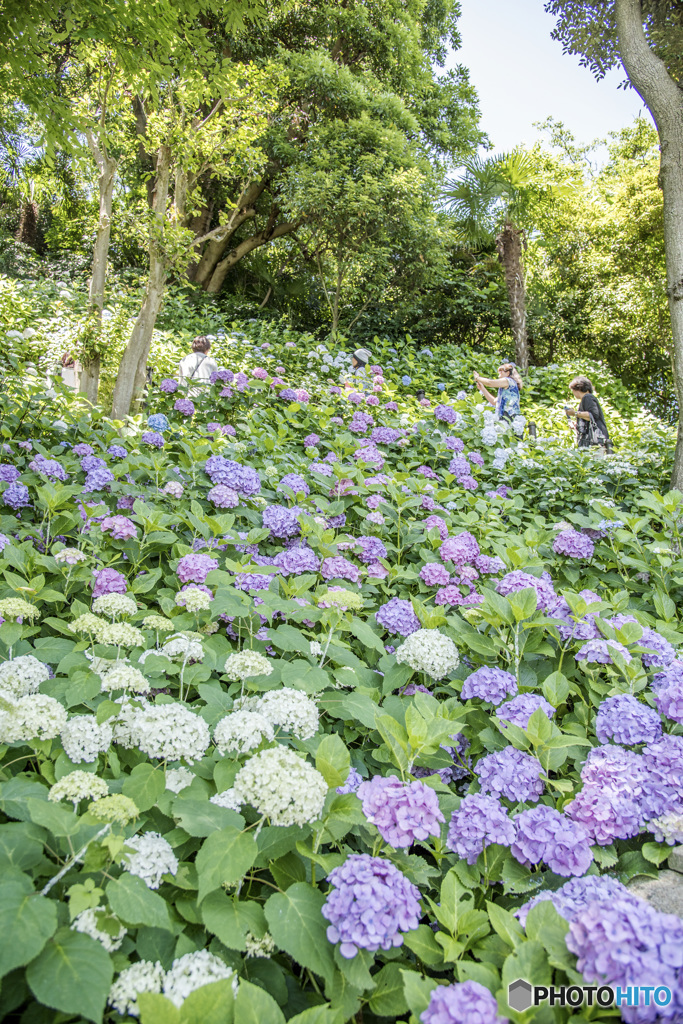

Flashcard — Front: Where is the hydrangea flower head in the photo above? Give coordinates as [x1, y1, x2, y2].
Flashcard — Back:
[512, 804, 593, 877]
[375, 597, 421, 636]
[440, 531, 480, 566]
[553, 529, 595, 559]
[446, 793, 515, 864]
[595, 694, 662, 746]
[176, 552, 218, 584]
[357, 775, 445, 847]
[395, 629, 460, 680]
[461, 666, 517, 705]
[421, 981, 505, 1024]
[496, 693, 555, 730]
[475, 746, 545, 803]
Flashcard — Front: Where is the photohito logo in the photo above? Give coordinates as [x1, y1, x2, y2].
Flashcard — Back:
[508, 979, 672, 1012]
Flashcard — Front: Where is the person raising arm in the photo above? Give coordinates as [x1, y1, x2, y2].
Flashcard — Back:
[473, 362, 523, 421]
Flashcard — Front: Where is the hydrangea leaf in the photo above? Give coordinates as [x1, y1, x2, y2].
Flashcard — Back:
[106, 874, 175, 931]
[196, 826, 258, 903]
[264, 882, 336, 984]
[26, 928, 113, 1023]
[0, 880, 58, 978]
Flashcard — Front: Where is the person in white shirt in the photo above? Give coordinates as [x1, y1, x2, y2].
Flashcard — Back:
[178, 336, 219, 394]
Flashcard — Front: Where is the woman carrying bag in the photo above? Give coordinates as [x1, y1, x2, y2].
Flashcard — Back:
[564, 376, 612, 453]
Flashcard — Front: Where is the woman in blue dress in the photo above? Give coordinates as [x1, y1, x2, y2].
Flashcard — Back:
[473, 362, 523, 420]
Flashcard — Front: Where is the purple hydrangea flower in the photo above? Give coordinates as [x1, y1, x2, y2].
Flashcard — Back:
[277, 473, 310, 497]
[141, 431, 165, 448]
[440, 531, 480, 566]
[467, 451, 485, 467]
[434, 404, 459, 425]
[423, 515, 448, 540]
[210, 369, 234, 385]
[638, 628, 676, 668]
[273, 546, 320, 575]
[553, 529, 595, 559]
[107, 445, 127, 459]
[356, 536, 387, 564]
[642, 734, 683, 800]
[234, 568, 279, 592]
[279, 388, 296, 401]
[321, 556, 361, 584]
[375, 597, 421, 637]
[262, 504, 301, 539]
[516, 874, 637, 927]
[0, 534, 9, 552]
[444, 436, 464, 452]
[159, 378, 178, 393]
[371, 427, 402, 445]
[565, 782, 643, 845]
[461, 666, 517, 705]
[3, 482, 30, 509]
[474, 554, 505, 575]
[420, 563, 451, 587]
[496, 693, 555, 730]
[204, 456, 260, 496]
[654, 678, 683, 723]
[576, 639, 632, 664]
[29, 454, 69, 481]
[207, 484, 240, 508]
[72, 443, 93, 457]
[422, 981, 505, 1024]
[100, 516, 137, 541]
[322, 854, 421, 957]
[304, 433, 320, 447]
[176, 552, 219, 584]
[446, 793, 515, 864]
[496, 570, 559, 614]
[173, 398, 195, 416]
[475, 747, 545, 803]
[595, 694, 662, 746]
[0, 465, 20, 483]
[512, 804, 593, 877]
[337, 767, 363, 795]
[309, 461, 333, 477]
[252, 366, 267, 380]
[357, 775, 445, 848]
[92, 567, 127, 599]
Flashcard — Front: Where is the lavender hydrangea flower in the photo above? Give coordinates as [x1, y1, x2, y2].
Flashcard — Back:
[512, 805, 593, 877]
[337, 767, 363, 795]
[0, 465, 20, 483]
[575, 638, 632, 664]
[642, 734, 683, 799]
[461, 666, 517, 705]
[207, 485, 240, 509]
[444, 436, 465, 452]
[638, 628, 675, 668]
[322, 854, 421, 957]
[176, 553, 219, 584]
[29, 454, 69, 481]
[496, 694, 555, 730]
[141, 431, 165, 448]
[552, 528, 595, 559]
[474, 554, 505, 575]
[303, 433, 320, 448]
[654, 678, 683, 723]
[371, 427, 402, 444]
[446, 793, 515, 864]
[375, 597, 421, 637]
[565, 783, 643, 845]
[159, 378, 178, 393]
[277, 473, 310, 497]
[357, 775, 445, 847]
[107, 445, 127, 459]
[273, 546, 320, 575]
[440, 531, 480, 566]
[72, 443, 93, 457]
[422, 981, 505, 1024]
[174, 398, 195, 416]
[321, 556, 361, 584]
[595, 694, 662, 746]
[475, 747, 545, 803]
[205, 456, 260, 496]
[423, 515, 448, 540]
[279, 388, 296, 401]
[434, 404, 459, 425]
[516, 874, 637, 927]
[420, 563, 451, 587]
[496, 571, 559, 614]
[262, 504, 300, 539]
[356, 536, 387, 564]
[92, 567, 127, 599]
[3, 482, 30, 509]
[100, 516, 137, 541]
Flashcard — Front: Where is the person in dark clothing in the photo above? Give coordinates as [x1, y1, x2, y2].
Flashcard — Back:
[564, 376, 611, 451]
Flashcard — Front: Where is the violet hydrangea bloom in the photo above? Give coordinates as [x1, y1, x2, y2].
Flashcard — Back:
[141, 431, 165, 449]
[263, 504, 300, 539]
[3, 482, 30, 509]
[29, 454, 69, 481]
[611, 614, 675, 667]
[461, 666, 517, 705]
[204, 456, 260, 496]
[92, 567, 127, 599]
[440, 531, 480, 566]
[207, 485, 239, 509]
[474, 554, 505, 575]
[277, 473, 310, 497]
[475, 747, 545, 803]
[176, 553, 219, 584]
[375, 597, 421, 637]
[322, 854, 421, 958]
[444, 436, 465, 452]
[356, 536, 387, 564]
[337, 767, 362, 795]
[0, 465, 20, 483]
[642, 734, 683, 800]
[159, 378, 178, 393]
[434, 404, 459, 425]
[595, 694, 662, 746]
[496, 693, 556, 730]
[321, 556, 361, 584]
[72, 443, 93, 457]
[107, 445, 127, 459]
[303, 433, 320, 448]
[552, 528, 595, 559]
[422, 981, 505, 1024]
[576, 638, 632, 664]
[420, 563, 451, 587]
[654, 678, 683, 723]
[174, 398, 195, 416]
[357, 775, 445, 848]
[565, 782, 643, 845]
[512, 804, 593, 877]
[496, 570, 559, 614]
[446, 793, 515, 864]
[516, 874, 637, 927]
[100, 516, 137, 541]
[273, 546, 320, 575]
[423, 515, 448, 540]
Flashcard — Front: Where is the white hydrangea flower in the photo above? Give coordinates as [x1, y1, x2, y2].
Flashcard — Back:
[0, 694, 67, 743]
[122, 831, 178, 889]
[165, 767, 194, 793]
[224, 649, 272, 681]
[512, 414, 527, 436]
[108, 960, 165, 1017]
[99, 663, 150, 695]
[132, 704, 211, 764]
[309, 640, 322, 657]
[163, 950, 237, 1007]
[0, 655, 51, 700]
[395, 628, 460, 680]
[244, 931, 275, 958]
[161, 634, 204, 663]
[61, 715, 113, 763]
[232, 747, 327, 826]
[111, 697, 148, 748]
[49, 770, 108, 806]
[213, 710, 274, 755]
[480, 426, 499, 446]
[650, 810, 683, 845]
[93, 593, 138, 619]
[0, 597, 39, 621]
[54, 547, 87, 565]
[98, 622, 145, 648]
[71, 908, 126, 951]
[142, 614, 175, 632]
[175, 587, 213, 613]
[210, 787, 243, 810]
[70, 613, 108, 635]
[264, 465, 278, 478]
[257, 688, 319, 740]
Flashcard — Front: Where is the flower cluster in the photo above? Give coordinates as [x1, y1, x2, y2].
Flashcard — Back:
[446, 793, 515, 864]
[461, 666, 517, 704]
[122, 831, 179, 888]
[225, 746, 327, 826]
[475, 746, 545, 803]
[357, 775, 445, 847]
[395, 629, 460, 679]
[512, 804, 593, 877]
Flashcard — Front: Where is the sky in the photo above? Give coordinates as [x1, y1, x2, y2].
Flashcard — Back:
[447, 0, 650, 155]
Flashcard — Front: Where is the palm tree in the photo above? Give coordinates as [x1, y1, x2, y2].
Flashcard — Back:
[442, 150, 555, 371]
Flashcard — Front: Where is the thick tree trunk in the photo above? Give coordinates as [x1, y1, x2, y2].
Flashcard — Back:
[80, 131, 117, 405]
[496, 221, 528, 370]
[614, 0, 683, 487]
[205, 220, 299, 294]
[193, 207, 256, 286]
[15, 200, 39, 249]
[110, 145, 171, 421]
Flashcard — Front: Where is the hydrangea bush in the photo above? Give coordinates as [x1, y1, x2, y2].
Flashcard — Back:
[0, 328, 680, 1023]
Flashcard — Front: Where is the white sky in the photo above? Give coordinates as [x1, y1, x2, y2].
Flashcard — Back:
[447, 0, 651, 154]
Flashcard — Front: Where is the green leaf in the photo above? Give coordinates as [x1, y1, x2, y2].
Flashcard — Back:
[524, 901, 573, 971]
[401, 969, 438, 1017]
[180, 979, 236, 1024]
[642, 842, 670, 866]
[368, 963, 409, 1017]
[281, 659, 330, 694]
[0, 822, 45, 871]
[501, 939, 551, 991]
[138, 992, 182, 1024]
[202, 890, 267, 951]
[347, 617, 386, 654]
[402, 924, 444, 965]
[507, 587, 538, 621]
[122, 763, 166, 812]
[174, 797, 244, 837]
[267, 625, 311, 655]
[0, 881, 58, 978]
[501, 858, 543, 896]
[196, 827, 258, 903]
[315, 734, 350, 788]
[26, 928, 114, 1023]
[26, 797, 80, 836]
[288, 1009, 341, 1024]
[107, 873, 175, 931]
[234, 979, 285, 1024]
[541, 671, 570, 707]
[264, 882, 336, 984]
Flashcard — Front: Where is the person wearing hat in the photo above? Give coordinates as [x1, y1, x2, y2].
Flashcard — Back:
[343, 348, 372, 390]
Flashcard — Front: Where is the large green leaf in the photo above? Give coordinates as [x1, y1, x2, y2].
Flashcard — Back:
[0, 880, 58, 978]
[196, 826, 258, 903]
[315, 734, 350, 788]
[106, 873, 175, 931]
[26, 928, 113, 1023]
[368, 963, 409, 1017]
[288, 1009, 342, 1024]
[264, 882, 336, 983]
[122, 763, 166, 812]
[234, 979, 285, 1024]
[174, 796, 244, 837]
[181, 979, 236, 1024]
[202, 890, 267, 951]
[0, 822, 45, 871]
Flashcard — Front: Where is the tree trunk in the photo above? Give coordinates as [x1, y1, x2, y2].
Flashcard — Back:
[110, 144, 171, 421]
[614, 0, 683, 488]
[205, 220, 299, 294]
[496, 221, 529, 370]
[80, 132, 117, 404]
[192, 207, 256, 286]
[15, 200, 39, 249]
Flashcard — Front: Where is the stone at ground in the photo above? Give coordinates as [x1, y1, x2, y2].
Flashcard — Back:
[628, 870, 683, 918]
[669, 846, 683, 874]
